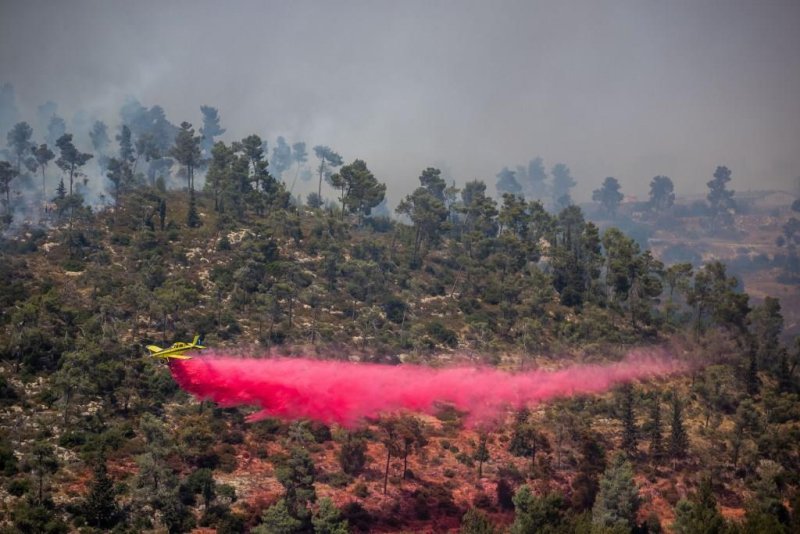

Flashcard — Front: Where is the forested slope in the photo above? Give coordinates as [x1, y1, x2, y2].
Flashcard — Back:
[0, 160, 799, 533]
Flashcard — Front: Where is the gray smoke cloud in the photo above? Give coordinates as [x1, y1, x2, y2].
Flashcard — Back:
[1, 0, 799, 207]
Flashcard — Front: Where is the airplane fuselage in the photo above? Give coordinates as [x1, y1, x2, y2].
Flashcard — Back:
[147, 336, 206, 360]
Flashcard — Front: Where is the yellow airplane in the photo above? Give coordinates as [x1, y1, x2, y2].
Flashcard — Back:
[147, 335, 206, 360]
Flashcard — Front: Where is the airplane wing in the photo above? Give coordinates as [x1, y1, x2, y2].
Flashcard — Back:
[146, 345, 163, 353]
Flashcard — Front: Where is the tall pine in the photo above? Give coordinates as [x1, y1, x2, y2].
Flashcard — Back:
[187, 189, 200, 228]
[474, 433, 490, 478]
[508, 407, 533, 457]
[746, 349, 760, 397]
[591, 453, 641, 531]
[669, 393, 689, 463]
[648, 393, 664, 463]
[620, 384, 638, 457]
[83, 457, 120, 529]
[275, 446, 316, 528]
[672, 478, 726, 534]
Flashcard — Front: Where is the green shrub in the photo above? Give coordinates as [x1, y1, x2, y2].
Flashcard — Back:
[61, 259, 85, 272]
[319, 471, 352, 488]
[310, 422, 332, 443]
[338, 436, 367, 476]
[383, 297, 407, 324]
[8, 478, 30, 496]
[217, 444, 238, 473]
[340, 502, 372, 532]
[255, 417, 282, 441]
[0, 438, 18, 475]
[354, 482, 369, 498]
[223, 430, 244, 445]
[426, 320, 458, 347]
[0, 376, 19, 403]
[456, 452, 474, 467]
[58, 431, 86, 448]
[110, 233, 130, 246]
[473, 491, 493, 509]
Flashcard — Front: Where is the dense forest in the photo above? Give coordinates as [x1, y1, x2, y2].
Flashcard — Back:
[0, 92, 799, 533]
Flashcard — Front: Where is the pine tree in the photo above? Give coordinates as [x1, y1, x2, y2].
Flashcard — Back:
[551, 163, 576, 208]
[571, 430, 606, 511]
[648, 175, 675, 212]
[508, 407, 533, 457]
[275, 447, 316, 527]
[186, 189, 200, 228]
[750, 296, 783, 370]
[508, 411, 543, 470]
[496, 167, 522, 196]
[28, 441, 58, 504]
[329, 159, 385, 224]
[184, 468, 216, 509]
[741, 461, 790, 533]
[511, 487, 567, 534]
[591, 453, 641, 531]
[199, 105, 226, 155]
[397, 415, 427, 479]
[84, 457, 120, 529]
[620, 384, 638, 457]
[0, 161, 18, 215]
[746, 349, 760, 397]
[496, 479, 515, 511]
[669, 393, 689, 462]
[34, 143, 55, 198]
[461, 508, 497, 534]
[312, 498, 349, 534]
[730, 399, 762, 469]
[777, 353, 794, 393]
[707, 165, 736, 228]
[158, 198, 167, 230]
[379, 417, 402, 495]
[396, 183, 449, 265]
[7, 121, 33, 174]
[592, 176, 624, 217]
[254, 498, 302, 534]
[672, 478, 726, 534]
[170, 121, 202, 191]
[648, 394, 664, 463]
[54, 178, 66, 213]
[312, 145, 343, 201]
[338, 433, 367, 476]
[116, 125, 135, 165]
[55, 133, 92, 197]
[474, 432, 490, 478]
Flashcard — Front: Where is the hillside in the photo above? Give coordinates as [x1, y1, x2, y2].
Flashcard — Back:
[644, 195, 799, 336]
[1, 186, 799, 533]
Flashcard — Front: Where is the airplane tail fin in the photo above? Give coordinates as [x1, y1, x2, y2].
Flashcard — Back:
[192, 335, 200, 345]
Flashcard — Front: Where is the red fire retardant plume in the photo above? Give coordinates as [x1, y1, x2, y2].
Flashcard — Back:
[169, 352, 684, 427]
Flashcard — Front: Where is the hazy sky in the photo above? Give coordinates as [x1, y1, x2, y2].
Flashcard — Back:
[1, 0, 799, 204]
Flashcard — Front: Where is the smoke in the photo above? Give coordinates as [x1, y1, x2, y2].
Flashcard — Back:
[0, 84, 328, 235]
[169, 350, 685, 427]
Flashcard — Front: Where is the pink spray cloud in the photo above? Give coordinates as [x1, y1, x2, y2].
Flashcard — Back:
[169, 350, 685, 427]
